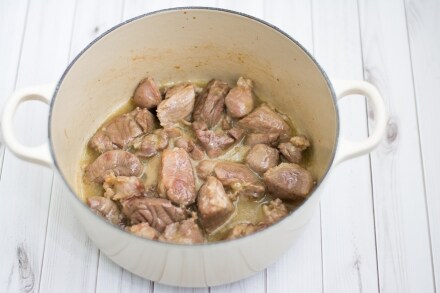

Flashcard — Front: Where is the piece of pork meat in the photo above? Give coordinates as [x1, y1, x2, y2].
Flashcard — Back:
[89, 108, 155, 153]
[221, 114, 233, 130]
[193, 79, 230, 128]
[174, 137, 205, 160]
[159, 218, 205, 244]
[225, 222, 266, 240]
[263, 163, 314, 199]
[157, 83, 196, 127]
[214, 162, 265, 198]
[85, 150, 143, 183]
[87, 196, 122, 225]
[103, 173, 145, 201]
[262, 199, 288, 224]
[132, 107, 156, 133]
[238, 104, 292, 140]
[127, 222, 160, 240]
[227, 127, 245, 141]
[196, 160, 217, 180]
[195, 127, 235, 158]
[198, 176, 234, 233]
[278, 135, 311, 164]
[158, 148, 197, 206]
[245, 144, 279, 174]
[135, 129, 169, 158]
[132, 77, 162, 109]
[244, 133, 280, 147]
[214, 162, 259, 186]
[121, 197, 188, 232]
[225, 77, 254, 118]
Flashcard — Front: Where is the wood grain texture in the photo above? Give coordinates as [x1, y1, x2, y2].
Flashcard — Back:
[264, 1, 323, 292]
[38, 177, 99, 292]
[358, 0, 435, 292]
[123, 0, 173, 20]
[313, 0, 379, 292]
[96, 254, 153, 293]
[404, 0, 440, 290]
[38, 0, 125, 291]
[0, 0, 29, 177]
[0, 0, 75, 292]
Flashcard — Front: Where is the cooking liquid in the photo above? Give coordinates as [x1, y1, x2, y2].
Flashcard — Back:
[79, 87, 309, 242]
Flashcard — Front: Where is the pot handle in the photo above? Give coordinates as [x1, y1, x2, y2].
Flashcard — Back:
[331, 79, 387, 165]
[1, 84, 55, 168]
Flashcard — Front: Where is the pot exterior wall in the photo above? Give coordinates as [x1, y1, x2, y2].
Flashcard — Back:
[70, 172, 327, 287]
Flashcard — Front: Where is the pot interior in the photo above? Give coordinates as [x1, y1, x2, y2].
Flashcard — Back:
[50, 8, 337, 197]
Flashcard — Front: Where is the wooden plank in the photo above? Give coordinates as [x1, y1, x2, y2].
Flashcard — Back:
[69, 0, 125, 58]
[0, 0, 76, 292]
[38, 176, 99, 292]
[38, 0, 124, 292]
[312, 0, 379, 292]
[358, 0, 435, 292]
[0, 0, 29, 176]
[123, 0, 172, 20]
[169, 0, 217, 7]
[96, 254, 153, 293]
[404, 0, 440, 290]
[263, 1, 324, 293]
[0, 0, 30, 291]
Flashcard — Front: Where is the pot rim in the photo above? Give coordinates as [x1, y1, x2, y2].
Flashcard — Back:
[48, 6, 339, 248]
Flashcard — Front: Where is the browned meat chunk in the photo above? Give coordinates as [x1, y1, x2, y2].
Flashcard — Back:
[158, 148, 196, 206]
[227, 127, 245, 141]
[121, 197, 188, 232]
[174, 137, 191, 150]
[174, 137, 205, 160]
[132, 77, 162, 109]
[225, 77, 254, 118]
[214, 162, 258, 186]
[214, 162, 265, 198]
[87, 196, 122, 225]
[85, 150, 143, 183]
[132, 108, 156, 133]
[193, 79, 230, 128]
[225, 222, 266, 240]
[263, 163, 314, 199]
[157, 83, 195, 127]
[238, 104, 292, 140]
[196, 160, 217, 180]
[195, 128, 235, 158]
[134, 129, 168, 158]
[103, 173, 145, 201]
[236, 184, 266, 199]
[245, 144, 279, 174]
[244, 133, 280, 147]
[278, 135, 311, 164]
[159, 218, 205, 244]
[127, 222, 160, 240]
[262, 199, 288, 224]
[221, 114, 233, 130]
[89, 108, 155, 153]
[164, 127, 183, 139]
[198, 176, 234, 232]
[89, 132, 115, 154]
[189, 143, 205, 160]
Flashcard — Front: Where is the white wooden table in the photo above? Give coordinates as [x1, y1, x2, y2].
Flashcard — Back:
[1, 0, 439, 292]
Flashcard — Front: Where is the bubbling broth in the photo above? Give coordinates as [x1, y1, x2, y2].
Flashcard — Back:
[80, 77, 315, 244]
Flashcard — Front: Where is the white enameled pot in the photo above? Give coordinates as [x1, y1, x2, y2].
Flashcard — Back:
[1, 8, 387, 287]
